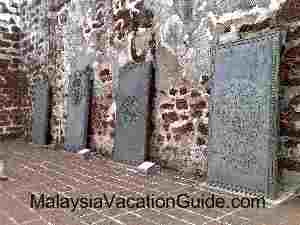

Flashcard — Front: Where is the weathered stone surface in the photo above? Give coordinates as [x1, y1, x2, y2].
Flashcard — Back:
[208, 30, 282, 198]
[64, 66, 93, 152]
[3, 0, 300, 178]
[113, 62, 153, 165]
[31, 78, 49, 145]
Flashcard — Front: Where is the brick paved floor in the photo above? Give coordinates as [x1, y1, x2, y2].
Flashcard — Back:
[0, 140, 299, 225]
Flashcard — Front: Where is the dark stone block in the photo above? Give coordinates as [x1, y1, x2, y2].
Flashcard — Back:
[113, 62, 153, 165]
[208, 30, 283, 198]
[160, 103, 174, 110]
[172, 122, 193, 135]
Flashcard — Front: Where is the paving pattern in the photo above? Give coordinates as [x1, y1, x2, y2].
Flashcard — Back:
[0, 140, 299, 225]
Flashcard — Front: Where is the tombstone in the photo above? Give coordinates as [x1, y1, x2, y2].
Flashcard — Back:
[31, 78, 49, 145]
[208, 31, 283, 199]
[64, 65, 93, 152]
[113, 62, 153, 165]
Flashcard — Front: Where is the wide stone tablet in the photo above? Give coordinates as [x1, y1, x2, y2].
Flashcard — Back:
[208, 31, 282, 198]
[31, 78, 49, 145]
[113, 63, 153, 165]
[64, 65, 93, 152]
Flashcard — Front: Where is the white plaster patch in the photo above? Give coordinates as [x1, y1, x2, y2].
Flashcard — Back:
[160, 14, 185, 52]
[118, 49, 130, 67]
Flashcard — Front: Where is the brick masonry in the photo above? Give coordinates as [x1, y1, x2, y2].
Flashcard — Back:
[0, 1, 30, 138]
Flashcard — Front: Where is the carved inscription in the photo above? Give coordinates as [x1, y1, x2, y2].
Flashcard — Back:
[70, 72, 84, 105]
[64, 65, 92, 152]
[208, 31, 281, 197]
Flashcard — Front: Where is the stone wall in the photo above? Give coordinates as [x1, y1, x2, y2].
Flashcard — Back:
[207, 0, 300, 172]
[145, 0, 300, 175]
[0, 1, 30, 138]
[19, 0, 68, 144]
[3, 0, 300, 175]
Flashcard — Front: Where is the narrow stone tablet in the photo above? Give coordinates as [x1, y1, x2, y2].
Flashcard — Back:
[113, 62, 153, 165]
[31, 78, 49, 145]
[64, 66, 93, 152]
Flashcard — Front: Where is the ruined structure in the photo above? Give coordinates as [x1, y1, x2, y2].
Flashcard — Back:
[1, 0, 300, 197]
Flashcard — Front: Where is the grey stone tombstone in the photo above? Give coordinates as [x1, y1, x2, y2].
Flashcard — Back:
[208, 0, 271, 15]
[208, 31, 283, 199]
[31, 78, 49, 145]
[113, 62, 153, 165]
[64, 65, 93, 152]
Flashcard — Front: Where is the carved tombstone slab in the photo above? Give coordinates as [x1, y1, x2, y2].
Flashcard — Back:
[64, 66, 93, 152]
[208, 31, 282, 198]
[31, 78, 49, 145]
[113, 63, 153, 165]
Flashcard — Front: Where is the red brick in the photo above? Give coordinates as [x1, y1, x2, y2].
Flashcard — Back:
[162, 111, 179, 123]
[190, 100, 207, 111]
[163, 123, 169, 131]
[179, 87, 187, 95]
[0, 121, 10, 126]
[180, 115, 189, 120]
[174, 134, 181, 142]
[176, 98, 188, 109]
[160, 103, 174, 110]
[172, 122, 194, 135]
[166, 133, 171, 141]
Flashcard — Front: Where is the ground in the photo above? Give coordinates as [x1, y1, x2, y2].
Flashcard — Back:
[0, 140, 299, 225]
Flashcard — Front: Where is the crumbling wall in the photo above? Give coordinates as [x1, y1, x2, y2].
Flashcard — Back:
[144, 0, 214, 175]
[144, 0, 300, 175]
[7, 0, 300, 176]
[19, 0, 51, 141]
[0, 1, 29, 138]
[89, 0, 155, 157]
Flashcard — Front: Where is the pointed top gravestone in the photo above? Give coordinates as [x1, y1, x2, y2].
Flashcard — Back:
[208, 30, 283, 199]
